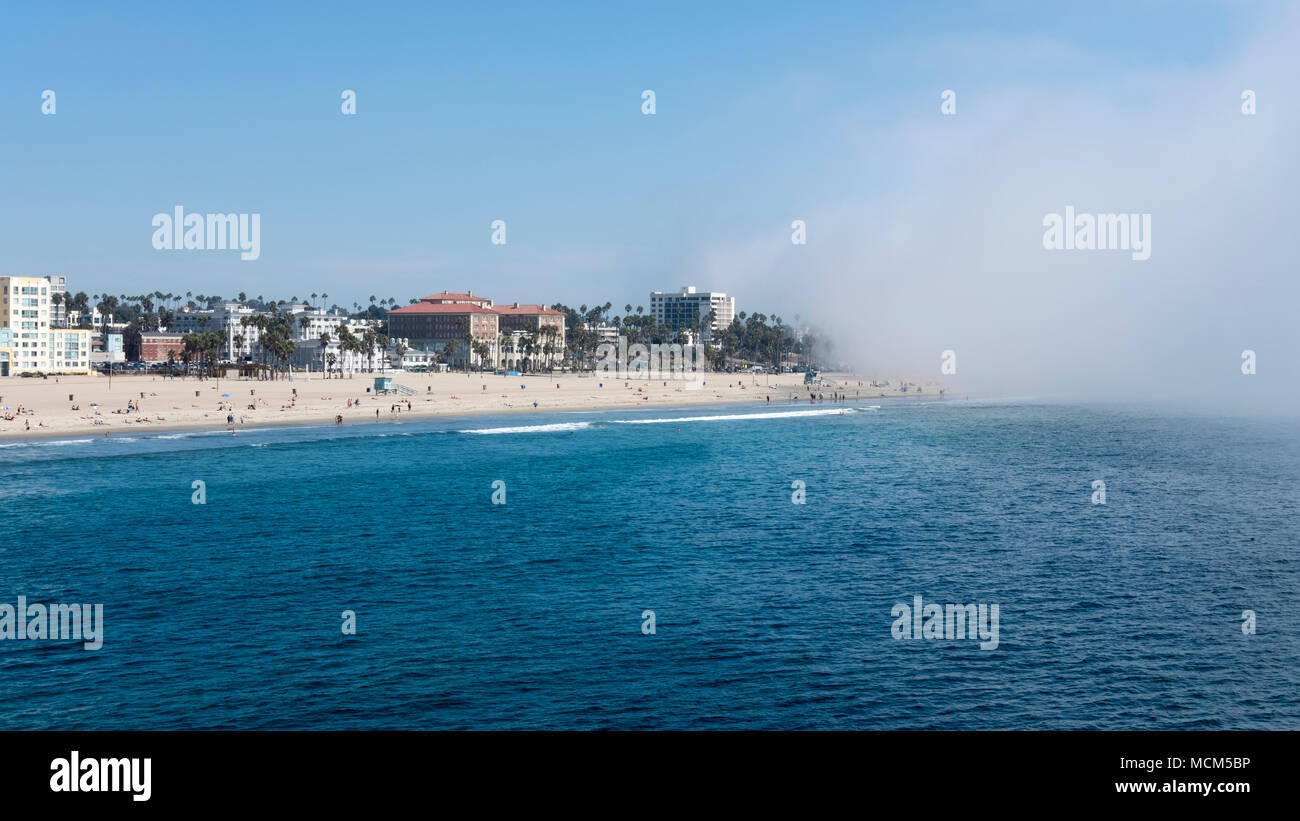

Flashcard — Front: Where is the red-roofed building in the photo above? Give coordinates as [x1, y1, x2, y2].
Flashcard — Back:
[495, 302, 566, 371]
[125, 330, 186, 364]
[388, 291, 568, 371]
[388, 300, 499, 369]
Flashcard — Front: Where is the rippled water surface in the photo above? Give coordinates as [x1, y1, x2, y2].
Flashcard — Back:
[2, 399, 1296, 729]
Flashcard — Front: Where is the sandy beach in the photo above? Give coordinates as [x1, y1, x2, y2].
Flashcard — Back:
[0, 371, 944, 440]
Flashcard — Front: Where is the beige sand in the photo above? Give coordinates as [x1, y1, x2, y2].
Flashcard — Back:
[0, 371, 941, 440]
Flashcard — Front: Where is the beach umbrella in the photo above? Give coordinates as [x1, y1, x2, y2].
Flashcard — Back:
[221, 393, 230, 397]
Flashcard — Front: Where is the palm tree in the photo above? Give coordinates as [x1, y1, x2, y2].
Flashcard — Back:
[376, 333, 390, 373]
[362, 327, 378, 373]
[253, 314, 270, 378]
[319, 330, 331, 378]
[336, 325, 357, 377]
[502, 335, 515, 370]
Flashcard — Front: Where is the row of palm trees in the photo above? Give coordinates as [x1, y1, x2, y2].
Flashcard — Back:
[68, 290, 413, 328]
[233, 311, 299, 379]
[179, 331, 222, 377]
[314, 325, 392, 378]
[498, 325, 561, 371]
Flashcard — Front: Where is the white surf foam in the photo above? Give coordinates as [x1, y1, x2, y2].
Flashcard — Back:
[612, 408, 861, 425]
[459, 421, 592, 435]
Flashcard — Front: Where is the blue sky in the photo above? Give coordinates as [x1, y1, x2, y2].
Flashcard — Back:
[1, 1, 1294, 400]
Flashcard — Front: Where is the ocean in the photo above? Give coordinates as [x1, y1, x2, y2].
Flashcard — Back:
[1, 398, 1297, 729]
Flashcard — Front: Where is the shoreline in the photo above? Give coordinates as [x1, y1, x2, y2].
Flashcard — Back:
[0, 372, 946, 443]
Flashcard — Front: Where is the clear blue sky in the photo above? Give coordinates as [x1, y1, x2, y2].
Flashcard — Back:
[4, 1, 1296, 404]
[0, 1, 1257, 307]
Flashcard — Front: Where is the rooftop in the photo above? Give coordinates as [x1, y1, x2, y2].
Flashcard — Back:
[390, 302, 499, 315]
[494, 303, 564, 316]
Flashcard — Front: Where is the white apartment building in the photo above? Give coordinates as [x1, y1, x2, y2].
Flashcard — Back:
[649, 286, 736, 342]
[287, 304, 372, 342]
[50, 328, 93, 373]
[170, 302, 258, 360]
[588, 324, 621, 344]
[1, 276, 51, 373]
[0, 276, 92, 373]
[46, 275, 68, 327]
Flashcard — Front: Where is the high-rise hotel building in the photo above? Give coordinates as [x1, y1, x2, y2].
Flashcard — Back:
[649, 286, 736, 342]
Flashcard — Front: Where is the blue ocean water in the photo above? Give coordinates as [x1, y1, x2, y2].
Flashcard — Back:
[1, 398, 1297, 730]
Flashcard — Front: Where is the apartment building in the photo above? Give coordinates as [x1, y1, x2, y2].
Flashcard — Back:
[286, 303, 362, 342]
[49, 328, 93, 373]
[0, 328, 12, 376]
[170, 302, 259, 360]
[0, 276, 51, 373]
[46, 275, 69, 327]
